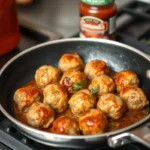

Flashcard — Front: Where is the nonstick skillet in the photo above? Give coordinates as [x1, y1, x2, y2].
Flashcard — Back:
[0, 38, 150, 149]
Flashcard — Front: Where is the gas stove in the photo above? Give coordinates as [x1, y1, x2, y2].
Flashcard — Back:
[0, 0, 150, 150]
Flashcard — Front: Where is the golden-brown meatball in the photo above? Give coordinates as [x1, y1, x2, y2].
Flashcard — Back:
[35, 65, 61, 90]
[79, 109, 108, 135]
[114, 70, 139, 93]
[58, 52, 84, 72]
[68, 89, 96, 116]
[89, 74, 115, 97]
[97, 93, 126, 120]
[43, 84, 68, 112]
[52, 116, 80, 135]
[13, 85, 41, 112]
[120, 86, 149, 110]
[60, 70, 88, 94]
[56, 108, 78, 121]
[26, 101, 55, 128]
[84, 59, 109, 81]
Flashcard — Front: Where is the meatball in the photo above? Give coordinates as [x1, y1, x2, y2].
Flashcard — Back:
[89, 74, 115, 97]
[60, 70, 88, 94]
[97, 93, 126, 120]
[58, 52, 84, 72]
[26, 101, 55, 128]
[68, 89, 96, 116]
[13, 85, 41, 112]
[43, 84, 68, 112]
[56, 108, 78, 121]
[79, 109, 108, 135]
[114, 70, 139, 93]
[120, 86, 149, 110]
[84, 59, 110, 81]
[35, 65, 61, 90]
[52, 116, 80, 135]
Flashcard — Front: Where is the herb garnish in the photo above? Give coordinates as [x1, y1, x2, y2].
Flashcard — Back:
[55, 90, 59, 94]
[90, 86, 100, 96]
[72, 81, 83, 91]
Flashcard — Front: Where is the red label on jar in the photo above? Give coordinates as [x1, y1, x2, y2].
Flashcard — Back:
[80, 17, 108, 32]
[80, 16, 115, 39]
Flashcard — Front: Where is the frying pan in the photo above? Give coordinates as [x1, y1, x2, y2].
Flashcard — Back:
[0, 38, 150, 149]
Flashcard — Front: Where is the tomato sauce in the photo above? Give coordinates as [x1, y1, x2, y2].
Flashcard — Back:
[79, 0, 117, 39]
[108, 108, 149, 131]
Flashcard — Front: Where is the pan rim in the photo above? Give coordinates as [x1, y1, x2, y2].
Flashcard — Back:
[0, 38, 150, 72]
[0, 38, 150, 140]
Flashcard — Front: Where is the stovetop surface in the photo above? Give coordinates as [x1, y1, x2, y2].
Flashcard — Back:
[0, 0, 150, 150]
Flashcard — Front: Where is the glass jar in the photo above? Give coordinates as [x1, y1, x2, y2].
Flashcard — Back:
[79, 0, 117, 40]
[0, 0, 20, 56]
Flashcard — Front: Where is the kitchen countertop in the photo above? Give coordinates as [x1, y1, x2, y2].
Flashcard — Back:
[17, 0, 131, 38]
[0, 0, 132, 69]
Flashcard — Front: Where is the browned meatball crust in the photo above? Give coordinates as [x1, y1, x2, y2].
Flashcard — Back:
[60, 70, 88, 94]
[84, 59, 109, 81]
[89, 74, 115, 97]
[58, 52, 84, 72]
[97, 93, 126, 120]
[68, 89, 96, 116]
[35, 65, 61, 90]
[120, 86, 149, 110]
[13, 85, 41, 112]
[114, 70, 139, 93]
[56, 108, 78, 121]
[52, 116, 80, 135]
[26, 101, 55, 128]
[79, 109, 108, 135]
[43, 84, 68, 112]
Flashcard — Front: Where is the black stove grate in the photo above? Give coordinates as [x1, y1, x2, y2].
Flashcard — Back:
[116, 0, 150, 54]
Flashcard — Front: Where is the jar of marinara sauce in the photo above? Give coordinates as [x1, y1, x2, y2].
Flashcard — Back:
[79, 0, 117, 40]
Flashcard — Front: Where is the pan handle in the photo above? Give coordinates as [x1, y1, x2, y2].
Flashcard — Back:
[108, 121, 150, 148]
